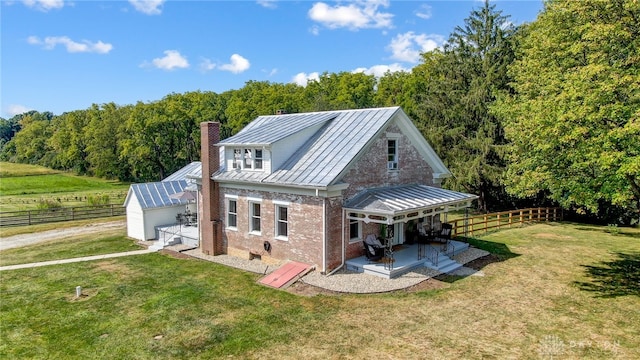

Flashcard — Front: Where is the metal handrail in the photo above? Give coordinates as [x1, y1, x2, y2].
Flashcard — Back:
[443, 240, 455, 258]
[425, 244, 439, 267]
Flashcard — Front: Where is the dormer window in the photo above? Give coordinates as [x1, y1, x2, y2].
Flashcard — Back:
[232, 148, 264, 171]
[254, 149, 263, 169]
[233, 149, 242, 169]
[244, 149, 253, 169]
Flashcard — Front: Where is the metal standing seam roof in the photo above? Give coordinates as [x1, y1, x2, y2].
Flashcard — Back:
[130, 180, 190, 210]
[344, 184, 479, 215]
[213, 107, 400, 187]
[163, 162, 202, 182]
[219, 112, 337, 146]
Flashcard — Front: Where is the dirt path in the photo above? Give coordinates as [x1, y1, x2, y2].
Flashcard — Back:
[0, 220, 126, 251]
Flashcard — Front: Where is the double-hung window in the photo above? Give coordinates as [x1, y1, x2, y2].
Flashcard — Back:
[275, 203, 288, 239]
[244, 149, 253, 169]
[387, 139, 398, 170]
[226, 198, 238, 229]
[254, 149, 263, 170]
[249, 200, 261, 234]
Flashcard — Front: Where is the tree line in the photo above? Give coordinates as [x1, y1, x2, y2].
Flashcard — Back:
[1, 0, 638, 224]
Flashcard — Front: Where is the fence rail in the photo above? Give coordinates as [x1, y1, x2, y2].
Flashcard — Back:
[449, 207, 562, 237]
[0, 204, 125, 227]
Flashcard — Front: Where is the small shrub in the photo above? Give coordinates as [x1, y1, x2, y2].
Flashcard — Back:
[607, 224, 620, 236]
[36, 198, 62, 210]
[87, 194, 110, 206]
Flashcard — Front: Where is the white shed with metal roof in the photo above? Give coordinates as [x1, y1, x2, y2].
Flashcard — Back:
[124, 162, 201, 241]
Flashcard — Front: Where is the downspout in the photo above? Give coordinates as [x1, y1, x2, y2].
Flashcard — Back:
[197, 189, 201, 247]
[322, 198, 326, 274]
[327, 207, 345, 276]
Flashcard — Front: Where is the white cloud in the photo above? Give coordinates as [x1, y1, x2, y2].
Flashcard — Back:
[352, 63, 408, 77]
[387, 31, 444, 63]
[291, 72, 320, 87]
[415, 4, 432, 20]
[309, 25, 320, 36]
[27, 36, 113, 54]
[7, 104, 33, 117]
[219, 54, 250, 74]
[308, 0, 393, 31]
[151, 50, 189, 70]
[263, 68, 278, 77]
[199, 58, 216, 72]
[21, 0, 64, 11]
[129, 0, 164, 15]
[257, 0, 277, 9]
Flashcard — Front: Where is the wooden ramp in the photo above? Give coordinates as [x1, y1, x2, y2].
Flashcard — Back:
[259, 261, 313, 289]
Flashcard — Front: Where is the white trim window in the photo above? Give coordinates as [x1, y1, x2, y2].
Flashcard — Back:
[233, 149, 242, 169]
[244, 149, 253, 169]
[254, 149, 263, 170]
[275, 204, 288, 239]
[387, 139, 398, 170]
[349, 218, 362, 243]
[249, 201, 261, 234]
[233, 148, 264, 171]
[226, 198, 238, 229]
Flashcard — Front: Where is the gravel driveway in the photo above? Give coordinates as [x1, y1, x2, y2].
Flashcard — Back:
[0, 220, 126, 251]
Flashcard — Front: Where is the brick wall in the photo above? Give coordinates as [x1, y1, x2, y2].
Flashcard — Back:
[220, 188, 325, 268]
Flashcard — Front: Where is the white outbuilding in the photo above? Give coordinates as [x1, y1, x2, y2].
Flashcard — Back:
[123, 162, 201, 242]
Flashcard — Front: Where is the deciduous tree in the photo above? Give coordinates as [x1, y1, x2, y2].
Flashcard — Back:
[495, 0, 640, 222]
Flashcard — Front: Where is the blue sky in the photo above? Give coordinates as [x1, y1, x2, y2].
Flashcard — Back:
[1, 0, 543, 119]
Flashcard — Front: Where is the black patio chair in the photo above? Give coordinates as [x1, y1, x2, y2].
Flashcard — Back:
[363, 234, 384, 262]
[433, 223, 453, 244]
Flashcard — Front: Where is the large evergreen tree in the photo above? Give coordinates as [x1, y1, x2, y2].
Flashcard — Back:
[415, 1, 516, 211]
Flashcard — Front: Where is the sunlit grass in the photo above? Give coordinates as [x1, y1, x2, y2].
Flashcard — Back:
[1, 222, 639, 359]
[0, 162, 129, 211]
[0, 162, 60, 177]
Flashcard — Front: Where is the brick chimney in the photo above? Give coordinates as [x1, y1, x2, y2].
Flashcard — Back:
[200, 122, 223, 255]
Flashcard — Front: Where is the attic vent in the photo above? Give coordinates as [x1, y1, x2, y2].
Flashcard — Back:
[276, 109, 286, 115]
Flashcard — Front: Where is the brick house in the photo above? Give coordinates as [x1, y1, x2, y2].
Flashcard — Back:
[198, 107, 477, 275]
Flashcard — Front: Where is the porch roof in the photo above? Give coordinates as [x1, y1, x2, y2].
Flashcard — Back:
[344, 184, 478, 220]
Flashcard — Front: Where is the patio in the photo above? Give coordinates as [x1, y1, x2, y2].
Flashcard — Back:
[152, 219, 199, 250]
[345, 240, 470, 279]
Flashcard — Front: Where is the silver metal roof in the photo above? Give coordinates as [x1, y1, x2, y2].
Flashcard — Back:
[130, 180, 190, 209]
[344, 184, 478, 215]
[163, 162, 201, 182]
[214, 107, 400, 187]
[219, 112, 337, 146]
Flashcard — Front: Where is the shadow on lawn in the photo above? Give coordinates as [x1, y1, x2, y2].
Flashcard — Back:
[575, 252, 640, 298]
[574, 228, 639, 239]
[435, 237, 520, 283]
[459, 237, 520, 261]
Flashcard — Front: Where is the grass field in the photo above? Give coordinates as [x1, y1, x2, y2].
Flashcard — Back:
[1, 222, 638, 359]
[0, 162, 129, 211]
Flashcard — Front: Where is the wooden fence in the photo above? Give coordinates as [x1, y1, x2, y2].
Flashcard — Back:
[0, 204, 125, 227]
[448, 207, 562, 237]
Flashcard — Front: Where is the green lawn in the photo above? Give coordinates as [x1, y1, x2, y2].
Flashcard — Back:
[1, 222, 638, 359]
[0, 162, 129, 211]
[0, 161, 60, 177]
